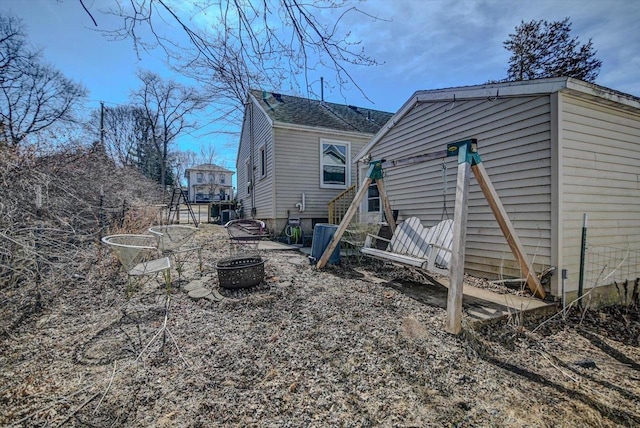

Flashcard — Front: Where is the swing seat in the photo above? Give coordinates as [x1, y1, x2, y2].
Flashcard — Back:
[361, 217, 454, 276]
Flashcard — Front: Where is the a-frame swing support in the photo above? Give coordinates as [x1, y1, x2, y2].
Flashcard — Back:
[316, 139, 546, 335]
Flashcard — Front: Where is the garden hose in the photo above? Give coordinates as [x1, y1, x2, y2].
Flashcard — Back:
[284, 224, 302, 244]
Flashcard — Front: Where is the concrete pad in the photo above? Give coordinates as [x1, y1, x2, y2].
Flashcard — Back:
[258, 241, 298, 251]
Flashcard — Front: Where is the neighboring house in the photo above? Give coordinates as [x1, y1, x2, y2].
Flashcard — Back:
[236, 89, 394, 235]
[184, 164, 234, 203]
[353, 77, 640, 303]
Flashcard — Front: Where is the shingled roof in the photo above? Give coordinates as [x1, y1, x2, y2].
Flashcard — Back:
[250, 90, 393, 135]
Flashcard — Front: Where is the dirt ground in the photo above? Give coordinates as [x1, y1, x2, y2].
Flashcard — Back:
[1, 224, 639, 427]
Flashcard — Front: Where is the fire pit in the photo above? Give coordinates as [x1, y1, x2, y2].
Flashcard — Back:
[215, 255, 265, 289]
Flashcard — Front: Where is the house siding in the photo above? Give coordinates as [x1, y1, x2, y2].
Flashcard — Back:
[559, 93, 640, 292]
[273, 127, 370, 233]
[367, 95, 553, 280]
[236, 102, 274, 219]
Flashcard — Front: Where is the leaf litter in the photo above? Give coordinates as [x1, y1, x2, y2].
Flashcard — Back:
[1, 225, 639, 427]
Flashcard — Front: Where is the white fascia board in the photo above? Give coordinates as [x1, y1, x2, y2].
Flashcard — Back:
[565, 78, 640, 111]
[353, 77, 640, 162]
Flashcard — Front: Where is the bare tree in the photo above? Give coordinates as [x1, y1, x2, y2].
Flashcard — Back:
[131, 70, 207, 190]
[89, 104, 149, 166]
[99, 1, 381, 118]
[198, 144, 217, 165]
[0, 14, 87, 147]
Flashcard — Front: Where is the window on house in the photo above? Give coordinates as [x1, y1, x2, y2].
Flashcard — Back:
[220, 174, 226, 184]
[259, 145, 266, 178]
[209, 173, 215, 183]
[367, 181, 380, 213]
[197, 172, 203, 183]
[320, 139, 350, 189]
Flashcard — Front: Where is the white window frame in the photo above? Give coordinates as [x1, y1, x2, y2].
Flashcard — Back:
[319, 139, 350, 189]
[196, 172, 203, 184]
[259, 144, 267, 178]
[220, 174, 226, 184]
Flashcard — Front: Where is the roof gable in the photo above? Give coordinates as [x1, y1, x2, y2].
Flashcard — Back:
[249, 89, 393, 135]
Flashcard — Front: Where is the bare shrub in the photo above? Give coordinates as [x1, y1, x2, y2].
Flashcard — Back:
[0, 142, 162, 332]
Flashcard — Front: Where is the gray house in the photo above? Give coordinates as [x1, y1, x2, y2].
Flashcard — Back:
[236, 90, 393, 235]
[354, 77, 640, 303]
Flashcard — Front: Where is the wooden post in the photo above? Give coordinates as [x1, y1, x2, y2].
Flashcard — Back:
[446, 159, 471, 334]
[471, 162, 546, 299]
[376, 178, 396, 234]
[316, 177, 372, 269]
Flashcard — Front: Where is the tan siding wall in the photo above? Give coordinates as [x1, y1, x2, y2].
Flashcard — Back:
[369, 96, 553, 280]
[273, 127, 370, 233]
[236, 111, 251, 206]
[560, 93, 640, 291]
[236, 103, 274, 219]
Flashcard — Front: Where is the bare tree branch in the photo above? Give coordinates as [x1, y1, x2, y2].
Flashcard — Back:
[101, 1, 383, 115]
[0, 14, 87, 147]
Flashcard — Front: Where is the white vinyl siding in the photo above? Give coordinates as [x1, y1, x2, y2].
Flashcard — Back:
[274, 128, 368, 222]
[237, 101, 274, 218]
[367, 96, 553, 280]
[559, 93, 640, 292]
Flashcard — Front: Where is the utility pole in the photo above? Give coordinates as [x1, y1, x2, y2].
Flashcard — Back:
[100, 101, 105, 146]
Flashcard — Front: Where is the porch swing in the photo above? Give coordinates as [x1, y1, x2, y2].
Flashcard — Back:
[361, 159, 455, 277]
[315, 139, 546, 334]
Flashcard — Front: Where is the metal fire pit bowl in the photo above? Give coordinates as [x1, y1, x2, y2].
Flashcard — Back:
[215, 255, 265, 289]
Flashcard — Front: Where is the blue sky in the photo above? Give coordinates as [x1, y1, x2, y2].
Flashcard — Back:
[4, 0, 640, 177]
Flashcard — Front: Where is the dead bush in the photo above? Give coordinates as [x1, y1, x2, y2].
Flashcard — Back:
[0, 142, 163, 332]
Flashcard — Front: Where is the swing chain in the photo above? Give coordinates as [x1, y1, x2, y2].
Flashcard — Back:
[441, 160, 449, 220]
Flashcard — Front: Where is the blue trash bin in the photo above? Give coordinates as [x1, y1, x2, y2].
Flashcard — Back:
[309, 223, 341, 265]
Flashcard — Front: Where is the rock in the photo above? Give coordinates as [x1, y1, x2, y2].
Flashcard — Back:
[184, 281, 204, 292]
[188, 288, 212, 300]
[207, 289, 224, 302]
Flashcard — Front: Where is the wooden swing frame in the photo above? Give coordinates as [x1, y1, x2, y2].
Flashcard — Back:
[316, 139, 546, 334]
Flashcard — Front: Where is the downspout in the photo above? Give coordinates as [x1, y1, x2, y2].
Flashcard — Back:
[295, 193, 306, 213]
[249, 101, 256, 217]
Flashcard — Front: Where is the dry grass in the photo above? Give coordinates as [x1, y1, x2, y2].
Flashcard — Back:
[1, 224, 639, 427]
